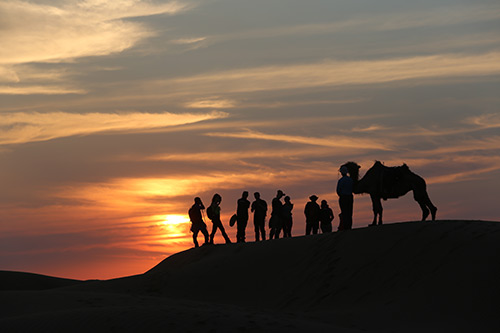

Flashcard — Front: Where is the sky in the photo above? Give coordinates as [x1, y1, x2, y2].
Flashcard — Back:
[1, 0, 499, 280]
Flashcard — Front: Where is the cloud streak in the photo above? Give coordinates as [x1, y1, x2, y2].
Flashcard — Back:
[165, 53, 500, 95]
[0, 0, 194, 95]
[0, 0, 191, 65]
[205, 129, 393, 151]
[0, 111, 227, 145]
[199, 4, 500, 49]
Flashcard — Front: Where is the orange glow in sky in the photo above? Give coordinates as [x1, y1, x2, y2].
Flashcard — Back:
[1, 0, 499, 280]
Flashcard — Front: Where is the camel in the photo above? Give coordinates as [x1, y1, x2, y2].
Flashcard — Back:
[341, 161, 437, 225]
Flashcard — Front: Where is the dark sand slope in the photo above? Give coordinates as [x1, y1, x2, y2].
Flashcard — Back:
[0, 271, 82, 291]
[1, 220, 500, 332]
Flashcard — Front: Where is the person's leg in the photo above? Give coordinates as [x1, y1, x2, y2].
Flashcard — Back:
[219, 223, 231, 243]
[236, 220, 243, 242]
[201, 227, 209, 244]
[193, 229, 199, 247]
[346, 196, 354, 229]
[241, 219, 247, 242]
[275, 226, 281, 239]
[254, 221, 260, 241]
[210, 223, 218, 244]
[312, 222, 319, 234]
[259, 220, 266, 240]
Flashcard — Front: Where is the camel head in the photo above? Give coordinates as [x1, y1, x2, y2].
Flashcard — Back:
[341, 161, 361, 181]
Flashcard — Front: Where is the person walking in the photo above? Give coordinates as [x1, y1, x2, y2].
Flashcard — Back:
[251, 192, 267, 241]
[337, 166, 354, 230]
[188, 197, 209, 247]
[236, 191, 250, 243]
[269, 190, 285, 239]
[304, 195, 321, 235]
[282, 196, 294, 237]
[319, 199, 334, 233]
[207, 193, 232, 244]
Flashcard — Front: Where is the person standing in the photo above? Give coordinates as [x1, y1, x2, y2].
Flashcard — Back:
[236, 191, 250, 243]
[319, 199, 334, 233]
[282, 196, 294, 237]
[207, 193, 232, 244]
[188, 197, 209, 247]
[304, 195, 321, 235]
[269, 190, 285, 239]
[337, 166, 354, 230]
[251, 192, 267, 241]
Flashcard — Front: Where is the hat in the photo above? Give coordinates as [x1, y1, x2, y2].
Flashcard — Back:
[277, 190, 285, 196]
[309, 195, 318, 201]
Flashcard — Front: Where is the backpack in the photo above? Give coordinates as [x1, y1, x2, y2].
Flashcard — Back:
[206, 205, 214, 220]
[188, 207, 196, 222]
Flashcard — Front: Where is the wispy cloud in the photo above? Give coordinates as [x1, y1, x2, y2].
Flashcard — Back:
[0, 0, 192, 65]
[185, 98, 236, 109]
[205, 129, 393, 151]
[0, 0, 194, 94]
[165, 53, 500, 95]
[201, 4, 500, 47]
[465, 114, 500, 129]
[0, 111, 227, 145]
[0, 85, 86, 95]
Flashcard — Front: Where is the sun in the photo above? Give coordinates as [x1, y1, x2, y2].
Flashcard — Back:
[160, 214, 190, 227]
[155, 214, 191, 238]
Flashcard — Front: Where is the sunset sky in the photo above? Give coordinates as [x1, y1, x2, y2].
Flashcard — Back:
[1, 0, 499, 280]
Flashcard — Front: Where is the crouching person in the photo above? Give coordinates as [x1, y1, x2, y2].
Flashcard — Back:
[188, 197, 209, 247]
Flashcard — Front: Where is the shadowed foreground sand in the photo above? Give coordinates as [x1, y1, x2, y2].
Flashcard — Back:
[1, 220, 500, 332]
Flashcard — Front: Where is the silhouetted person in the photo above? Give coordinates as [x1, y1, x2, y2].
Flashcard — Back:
[269, 190, 285, 239]
[304, 195, 321, 235]
[251, 192, 267, 241]
[282, 196, 294, 237]
[236, 191, 250, 243]
[207, 193, 231, 244]
[319, 199, 334, 233]
[337, 166, 354, 230]
[188, 197, 209, 247]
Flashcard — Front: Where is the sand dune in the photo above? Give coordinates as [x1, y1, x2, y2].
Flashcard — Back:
[0, 271, 82, 291]
[1, 220, 500, 332]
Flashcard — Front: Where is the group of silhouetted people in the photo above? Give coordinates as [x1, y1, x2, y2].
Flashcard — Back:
[304, 195, 335, 235]
[188, 166, 355, 247]
[189, 166, 354, 247]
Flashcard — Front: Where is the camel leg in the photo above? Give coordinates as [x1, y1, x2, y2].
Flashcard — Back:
[430, 205, 437, 221]
[418, 200, 430, 221]
[424, 194, 437, 220]
[414, 187, 436, 221]
[420, 193, 437, 221]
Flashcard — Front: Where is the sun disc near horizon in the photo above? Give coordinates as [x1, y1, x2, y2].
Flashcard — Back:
[158, 214, 191, 238]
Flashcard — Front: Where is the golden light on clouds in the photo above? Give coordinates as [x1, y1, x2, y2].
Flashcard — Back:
[158, 214, 191, 238]
[0, 111, 228, 145]
[0, 85, 86, 95]
[2, 0, 500, 280]
[205, 129, 393, 151]
[466, 113, 500, 129]
[0, 0, 192, 64]
[185, 98, 236, 109]
[167, 53, 500, 94]
[0, 0, 194, 96]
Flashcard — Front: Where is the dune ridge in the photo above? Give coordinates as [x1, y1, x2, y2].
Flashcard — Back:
[1, 220, 499, 332]
[0, 271, 82, 291]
